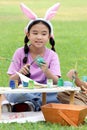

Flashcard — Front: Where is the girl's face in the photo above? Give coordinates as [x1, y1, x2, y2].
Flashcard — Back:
[28, 22, 50, 49]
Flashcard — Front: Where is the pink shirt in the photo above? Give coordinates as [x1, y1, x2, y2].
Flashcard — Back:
[7, 47, 61, 84]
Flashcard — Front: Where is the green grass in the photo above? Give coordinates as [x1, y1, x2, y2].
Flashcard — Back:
[0, 121, 87, 130]
[0, 122, 87, 130]
[0, 0, 87, 129]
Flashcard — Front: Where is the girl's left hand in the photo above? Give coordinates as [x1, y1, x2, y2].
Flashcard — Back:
[40, 62, 48, 73]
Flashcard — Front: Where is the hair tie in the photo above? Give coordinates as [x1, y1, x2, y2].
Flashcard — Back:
[52, 44, 54, 47]
[25, 54, 28, 57]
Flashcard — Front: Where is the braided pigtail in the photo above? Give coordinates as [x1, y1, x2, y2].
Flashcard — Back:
[49, 37, 56, 52]
[23, 36, 31, 77]
[23, 36, 29, 64]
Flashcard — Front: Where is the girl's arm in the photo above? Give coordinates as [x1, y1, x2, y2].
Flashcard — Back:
[9, 64, 30, 81]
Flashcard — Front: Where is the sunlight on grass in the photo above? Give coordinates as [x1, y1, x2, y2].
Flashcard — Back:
[0, 0, 87, 21]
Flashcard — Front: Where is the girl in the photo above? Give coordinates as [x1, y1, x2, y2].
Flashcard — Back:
[5, 3, 61, 111]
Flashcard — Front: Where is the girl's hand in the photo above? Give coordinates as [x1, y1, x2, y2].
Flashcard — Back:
[19, 64, 30, 75]
[40, 62, 48, 73]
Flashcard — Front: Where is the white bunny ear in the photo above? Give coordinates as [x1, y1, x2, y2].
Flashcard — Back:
[44, 3, 60, 20]
[20, 3, 37, 20]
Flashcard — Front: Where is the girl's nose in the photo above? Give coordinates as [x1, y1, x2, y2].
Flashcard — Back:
[37, 34, 42, 39]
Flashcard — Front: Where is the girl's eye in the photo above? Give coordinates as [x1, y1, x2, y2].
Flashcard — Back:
[42, 31, 48, 36]
[42, 33, 46, 35]
[33, 32, 38, 35]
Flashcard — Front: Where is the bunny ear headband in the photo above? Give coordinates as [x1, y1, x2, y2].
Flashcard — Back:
[20, 2, 60, 38]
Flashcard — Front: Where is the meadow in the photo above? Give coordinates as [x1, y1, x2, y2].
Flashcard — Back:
[0, 0, 87, 129]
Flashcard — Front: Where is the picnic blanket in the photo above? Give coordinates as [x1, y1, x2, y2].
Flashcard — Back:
[0, 111, 45, 123]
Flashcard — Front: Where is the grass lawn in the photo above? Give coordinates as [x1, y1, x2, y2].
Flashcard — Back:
[0, 0, 87, 129]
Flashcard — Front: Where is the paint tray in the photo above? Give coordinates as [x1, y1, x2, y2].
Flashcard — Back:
[41, 103, 87, 126]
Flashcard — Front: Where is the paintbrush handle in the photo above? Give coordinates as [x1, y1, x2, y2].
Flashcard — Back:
[25, 73, 31, 78]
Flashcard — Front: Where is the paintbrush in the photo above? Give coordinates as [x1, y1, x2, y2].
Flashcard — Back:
[30, 55, 45, 66]
[25, 57, 38, 77]
[26, 55, 45, 77]
[30, 57, 37, 66]
[0, 56, 18, 63]
[72, 62, 77, 87]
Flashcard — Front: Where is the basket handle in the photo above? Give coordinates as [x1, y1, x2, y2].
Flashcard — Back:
[57, 110, 77, 127]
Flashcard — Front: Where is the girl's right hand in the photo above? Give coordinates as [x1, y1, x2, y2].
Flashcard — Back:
[19, 64, 30, 75]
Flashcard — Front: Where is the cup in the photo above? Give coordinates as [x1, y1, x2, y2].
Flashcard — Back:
[57, 78, 64, 87]
[64, 81, 73, 87]
[22, 81, 28, 87]
[28, 80, 34, 89]
[47, 79, 53, 88]
[9, 80, 15, 89]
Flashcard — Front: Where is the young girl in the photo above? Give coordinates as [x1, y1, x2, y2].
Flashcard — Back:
[5, 3, 61, 111]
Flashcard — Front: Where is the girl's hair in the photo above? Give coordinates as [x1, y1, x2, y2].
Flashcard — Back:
[23, 20, 56, 64]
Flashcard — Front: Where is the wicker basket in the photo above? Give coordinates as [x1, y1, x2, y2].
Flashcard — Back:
[41, 103, 87, 126]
